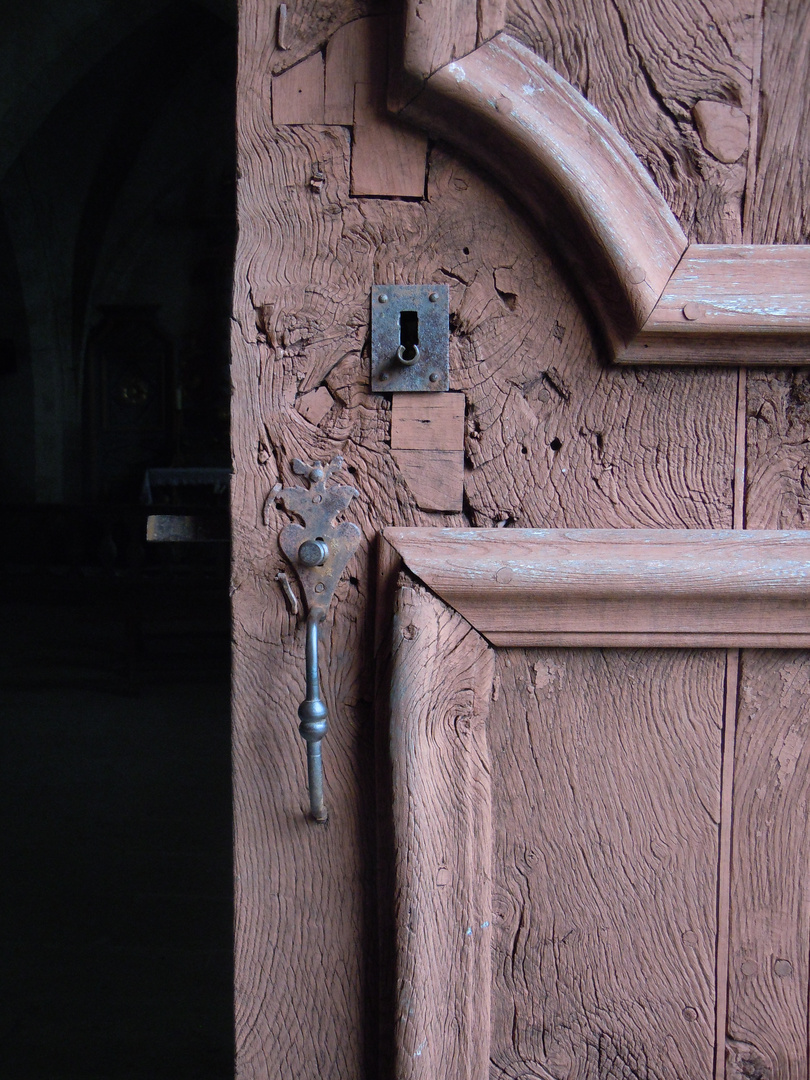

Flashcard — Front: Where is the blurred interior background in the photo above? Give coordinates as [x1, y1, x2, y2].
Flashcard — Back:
[0, 2, 236, 1075]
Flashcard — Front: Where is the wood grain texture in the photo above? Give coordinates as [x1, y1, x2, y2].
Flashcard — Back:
[619, 245, 810, 365]
[715, 649, 740, 1080]
[389, 578, 494, 1080]
[235, 6, 739, 1075]
[234, 7, 388, 1077]
[743, 371, 810, 530]
[393, 8, 810, 370]
[477, 0, 507, 44]
[504, 0, 755, 244]
[727, 651, 810, 1080]
[489, 647, 723, 1079]
[351, 82, 428, 198]
[750, 0, 810, 246]
[729, 8, 810, 1071]
[391, 393, 466, 451]
[399, 33, 687, 352]
[745, 0, 810, 525]
[384, 527, 810, 645]
[272, 50, 325, 125]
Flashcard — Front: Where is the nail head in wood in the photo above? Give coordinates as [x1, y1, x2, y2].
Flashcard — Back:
[277, 3, 288, 50]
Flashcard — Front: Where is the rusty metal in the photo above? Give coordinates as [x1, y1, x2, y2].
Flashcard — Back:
[275, 571, 299, 615]
[370, 284, 450, 392]
[273, 457, 362, 821]
[275, 456, 361, 622]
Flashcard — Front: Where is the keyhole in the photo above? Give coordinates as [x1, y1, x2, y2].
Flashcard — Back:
[399, 310, 419, 362]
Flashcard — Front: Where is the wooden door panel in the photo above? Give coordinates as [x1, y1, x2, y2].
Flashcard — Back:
[727, 651, 810, 1080]
[490, 647, 721, 1080]
[384, 531, 810, 1079]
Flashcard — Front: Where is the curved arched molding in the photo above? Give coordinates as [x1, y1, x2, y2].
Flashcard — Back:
[396, 32, 687, 355]
[390, 12, 810, 365]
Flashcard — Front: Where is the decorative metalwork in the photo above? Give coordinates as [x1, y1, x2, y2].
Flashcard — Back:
[273, 457, 361, 822]
[370, 284, 450, 392]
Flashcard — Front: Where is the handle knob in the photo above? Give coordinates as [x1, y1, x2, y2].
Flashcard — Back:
[298, 538, 329, 567]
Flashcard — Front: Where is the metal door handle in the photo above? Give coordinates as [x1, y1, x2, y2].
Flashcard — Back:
[298, 614, 328, 821]
[270, 457, 361, 822]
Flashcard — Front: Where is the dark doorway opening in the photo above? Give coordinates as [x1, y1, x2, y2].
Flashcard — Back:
[0, 2, 235, 1075]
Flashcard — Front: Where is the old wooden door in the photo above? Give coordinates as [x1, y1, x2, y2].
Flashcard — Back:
[233, 2, 810, 1078]
[380, 528, 810, 1079]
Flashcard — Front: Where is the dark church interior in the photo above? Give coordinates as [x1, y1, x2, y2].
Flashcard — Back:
[0, 1, 236, 1075]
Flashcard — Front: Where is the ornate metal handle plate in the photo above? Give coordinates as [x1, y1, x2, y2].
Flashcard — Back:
[272, 457, 361, 822]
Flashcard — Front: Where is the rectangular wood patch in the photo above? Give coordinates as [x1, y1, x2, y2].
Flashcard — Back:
[351, 83, 428, 198]
[391, 392, 465, 451]
[391, 449, 464, 513]
[390, 392, 465, 511]
[272, 51, 325, 126]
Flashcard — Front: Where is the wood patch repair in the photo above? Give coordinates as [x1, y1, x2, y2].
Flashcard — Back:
[273, 16, 429, 199]
[391, 393, 465, 511]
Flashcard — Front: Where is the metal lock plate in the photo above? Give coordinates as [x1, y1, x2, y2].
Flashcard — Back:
[370, 284, 450, 392]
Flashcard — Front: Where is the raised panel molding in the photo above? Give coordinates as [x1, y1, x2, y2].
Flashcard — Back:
[390, 2, 810, 365]
[382, 528, 810, 647]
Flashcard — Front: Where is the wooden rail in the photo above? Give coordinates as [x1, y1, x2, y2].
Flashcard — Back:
[382, 528, 810, 647]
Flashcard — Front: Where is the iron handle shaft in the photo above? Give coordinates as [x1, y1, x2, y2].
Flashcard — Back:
[297, 614, 328, 822]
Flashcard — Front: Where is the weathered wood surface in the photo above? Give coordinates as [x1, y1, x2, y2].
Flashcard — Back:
[504, 0, 755, 244]
[384, 527, 810, 645]
[619, 246, 810, 365]
[350, 81, 428, 199]
[489, 647, 723, 1079]
[388, 578, 494, 1080]
[394, 5, 810, 367]
[730, 4, 810, 1074]
[399, 33, 688, 352]
[234, 5, 383, 1077]
[234, 2, 755, 1077]
[726, 652, 810, 1080]
[233, 86, 736, 1080]
[750, 0, 810, 246]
